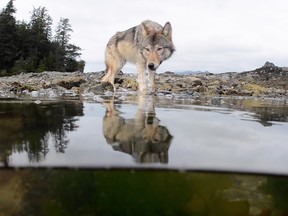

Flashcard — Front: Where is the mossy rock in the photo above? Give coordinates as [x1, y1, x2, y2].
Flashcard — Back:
[122, 78, 138, 90]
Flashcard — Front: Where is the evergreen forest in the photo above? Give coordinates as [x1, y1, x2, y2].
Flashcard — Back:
[0, 0, 85, 76]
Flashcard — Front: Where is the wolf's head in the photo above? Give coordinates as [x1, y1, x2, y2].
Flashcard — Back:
[139, 21, 175, 71]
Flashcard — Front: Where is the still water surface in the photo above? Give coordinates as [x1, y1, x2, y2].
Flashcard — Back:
[1, 95, 288, 215]
[1, 96, 288, 175]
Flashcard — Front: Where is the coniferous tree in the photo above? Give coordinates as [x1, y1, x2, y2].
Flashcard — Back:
[0, 3, 85, 75]
[0, 0, 18, 75]
[55, 18, 72, 47]
[54, 18, 82, 72]
[29, 6, 53, 72]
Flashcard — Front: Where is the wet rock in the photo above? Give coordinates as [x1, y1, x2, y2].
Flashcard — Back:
[88, 84, 106, 95]
[0, 62, 287, 99]
[236, 62, 288, 90]
[190, 78, 203, 87]
[31, 91, 39, 97]
[157, 90, 173, 95]
[121, 76, 138, 90]
[157, 82, 172, 91]
[210, 97, 225, 106]
[62, 90, 77, 97]
[47, 89, 58, 98]
[57, 77, 86, 89]
[10, 82, 35, 92]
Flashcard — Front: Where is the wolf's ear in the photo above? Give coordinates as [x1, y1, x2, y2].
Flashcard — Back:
[162, 22, 172, 40]
[141, 22, 153, 36]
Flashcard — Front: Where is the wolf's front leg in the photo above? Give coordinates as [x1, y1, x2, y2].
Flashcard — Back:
[148, 69, 156, 93]
[137, 63, 147, 92]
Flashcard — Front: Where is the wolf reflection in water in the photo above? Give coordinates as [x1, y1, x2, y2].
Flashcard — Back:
[102, 95, 173, 163]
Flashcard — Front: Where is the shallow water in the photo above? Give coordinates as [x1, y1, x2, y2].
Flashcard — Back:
[1, 95, 288, 215]
[1, 96, 288, 175]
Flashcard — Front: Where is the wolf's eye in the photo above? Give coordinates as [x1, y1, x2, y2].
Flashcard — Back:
[157, 47, 163, 51]
[145, 47, 150, 52]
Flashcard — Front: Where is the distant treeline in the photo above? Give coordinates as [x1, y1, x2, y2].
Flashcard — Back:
[0, 0, 85, 76]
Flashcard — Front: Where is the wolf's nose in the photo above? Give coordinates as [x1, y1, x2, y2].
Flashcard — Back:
[148, 63, 155, 70]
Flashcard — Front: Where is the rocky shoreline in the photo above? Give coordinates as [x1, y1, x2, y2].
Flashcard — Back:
[0, 62, 287, 100]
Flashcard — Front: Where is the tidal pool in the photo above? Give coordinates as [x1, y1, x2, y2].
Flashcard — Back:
[1, 95, 288, 215]
[1, 95, 288, 175]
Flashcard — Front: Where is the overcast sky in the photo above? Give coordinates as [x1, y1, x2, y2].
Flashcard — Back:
[1, 0, 288, 73]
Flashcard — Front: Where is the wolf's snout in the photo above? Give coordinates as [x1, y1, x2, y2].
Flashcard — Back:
[148, 63, 155, 70]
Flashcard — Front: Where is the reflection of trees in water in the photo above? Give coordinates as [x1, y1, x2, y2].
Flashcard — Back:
[0, 101, 83, 164]
[22, 136, 49, 162]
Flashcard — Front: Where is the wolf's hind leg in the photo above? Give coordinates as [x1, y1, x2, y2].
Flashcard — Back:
[101, 66, 117, 91]
[102, 51, 125, 91]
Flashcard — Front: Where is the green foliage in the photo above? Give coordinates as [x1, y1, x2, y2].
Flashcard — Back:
[0, 1, 85, 75]
[77, 60, 86, 72]
[55, 18, 72, 47]
[0, 0, 18, 73]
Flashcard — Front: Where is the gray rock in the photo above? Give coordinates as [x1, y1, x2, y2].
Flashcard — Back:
[0, 62, 287, 99]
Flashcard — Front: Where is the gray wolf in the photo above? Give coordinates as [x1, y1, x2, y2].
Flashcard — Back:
[102, 95, 172, 163]
[101, 20, 175, 93]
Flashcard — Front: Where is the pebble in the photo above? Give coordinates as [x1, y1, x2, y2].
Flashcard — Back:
[31, 91, 39, 97]
[165, 94, 174, 99]
[93, 95, 104, 102]
[47, 89, 58, 98]
[62, 90, 77, 97]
